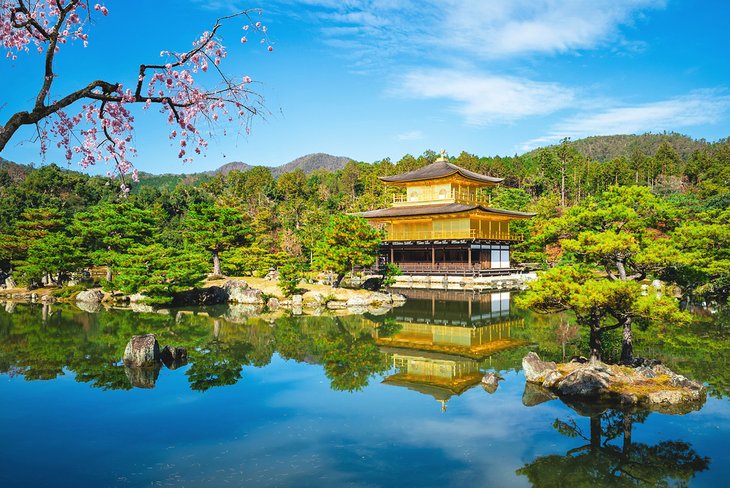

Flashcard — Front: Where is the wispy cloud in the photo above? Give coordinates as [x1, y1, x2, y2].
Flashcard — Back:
[518, 89, 730, 151]
[394, 69, 575, 124]
[394, 130, 424, 141]
[271, 0, 664, 60]
[440, 0, 665, 58]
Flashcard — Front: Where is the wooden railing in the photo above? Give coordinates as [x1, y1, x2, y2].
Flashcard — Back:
[393, 189, 491, 206]
[384, 229, 523, 241]
[374, 262, 520, 276]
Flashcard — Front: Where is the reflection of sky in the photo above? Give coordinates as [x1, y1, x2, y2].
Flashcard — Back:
[3, 355, 729, 487]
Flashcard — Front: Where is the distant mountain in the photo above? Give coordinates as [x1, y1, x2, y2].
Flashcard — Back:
[207, 153, 352, 177]
[551, 133, 709, 162]
[270, 153, 353, 177]
[132, 152, 354, 190]
[209, 161, 254, 175]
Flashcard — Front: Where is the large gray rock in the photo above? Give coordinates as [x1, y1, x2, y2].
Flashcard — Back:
[542, 370, 563, 388]
[346, 296, 371, 307]
[76, 289, 104, 303]
[223, 280, 264, 304]
[522, 352, 557, 383]
[123, 334, 161, 368]
[556, 367, 611, 397]
[481, 372, 501, 393]
[130, 302, 155, 313]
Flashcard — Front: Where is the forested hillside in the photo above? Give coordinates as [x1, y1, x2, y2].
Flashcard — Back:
[1, 134, 727, 304]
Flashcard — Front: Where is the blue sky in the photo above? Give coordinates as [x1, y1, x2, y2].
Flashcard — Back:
[1, 0, 729, 174]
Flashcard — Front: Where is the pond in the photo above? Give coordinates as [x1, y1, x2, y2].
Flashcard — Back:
[1, 291, 729, 487]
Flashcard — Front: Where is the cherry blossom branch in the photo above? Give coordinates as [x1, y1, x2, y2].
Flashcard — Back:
[0, 0, 270, 187]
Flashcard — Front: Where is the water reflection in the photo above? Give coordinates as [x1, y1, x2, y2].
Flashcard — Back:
[1, 292, 729, 402]
[518, 403, 711, 487]
[375, 290, 528, 410]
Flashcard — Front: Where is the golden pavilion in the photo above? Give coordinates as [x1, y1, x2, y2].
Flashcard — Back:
[360, 152, 535, 275]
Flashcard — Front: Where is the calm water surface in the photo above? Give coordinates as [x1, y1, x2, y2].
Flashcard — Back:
[1, 291, 728, 487]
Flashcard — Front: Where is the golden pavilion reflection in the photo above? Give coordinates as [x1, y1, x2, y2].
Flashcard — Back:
[375, 290, 527, 410]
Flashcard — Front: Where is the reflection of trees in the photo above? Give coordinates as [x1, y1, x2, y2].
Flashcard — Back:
[517, 406, 710, 487]
[634, 308, 730, 399]
[186, 340, 253, 391]
[0, 304, 269, 391]
[275, 315, 388, 392]
[321, 318, 386, 392]
[0, 303, 388, 392]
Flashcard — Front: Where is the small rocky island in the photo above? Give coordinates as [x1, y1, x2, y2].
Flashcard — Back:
[522, 352, 706, 414]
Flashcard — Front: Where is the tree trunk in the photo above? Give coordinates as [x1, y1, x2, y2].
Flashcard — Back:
[106, 266, 113, 282]
[622, 413, 633, 455]
[590, 415, 601, 453]
[589, 325, 602, 362]
[620, 317, 634, 364]
[212, 249, 221, 276]
[333, 273, 345, 288]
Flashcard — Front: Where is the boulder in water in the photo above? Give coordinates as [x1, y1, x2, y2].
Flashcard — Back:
[76, 289, 104, 303]
[160, 345, 188, 369]
[522, 352, 557, 383]
[123, 334, 161, 368]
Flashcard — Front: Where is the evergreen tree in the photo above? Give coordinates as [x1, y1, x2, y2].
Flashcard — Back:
[115, 244, 208, 304]
[312, 214, 382, 287]
[15, 232, 89, 285]
[521, 186, 688, 362]
[72, 201, 158, 284]
[182, 203, 251, 276]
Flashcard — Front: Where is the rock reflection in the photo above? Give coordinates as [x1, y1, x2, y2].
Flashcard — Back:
[124, 364, 161, 389]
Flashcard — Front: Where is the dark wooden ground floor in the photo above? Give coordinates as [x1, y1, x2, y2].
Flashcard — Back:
[377, 239, 518, 276]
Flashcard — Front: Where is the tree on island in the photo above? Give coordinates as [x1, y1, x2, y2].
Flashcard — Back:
[312, 214, 382, 288]
[518, 186, 689, 363]
[517, 266, 689, 362]
[0, 1, 270, 184]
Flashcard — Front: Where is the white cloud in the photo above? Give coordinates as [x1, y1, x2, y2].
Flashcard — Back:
[271, 0, 664, 59]
[440, 0, 665, 58]
[395, 130, 424, 141]
[395, 69, 575, 124]
[518, 89, 730, 151]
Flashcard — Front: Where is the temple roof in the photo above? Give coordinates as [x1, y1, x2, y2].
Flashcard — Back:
[379, 160, 503, 185]
[357, 203, 535, 219]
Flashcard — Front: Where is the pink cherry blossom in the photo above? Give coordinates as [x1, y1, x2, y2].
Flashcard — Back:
[0, 1, 273, 188]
